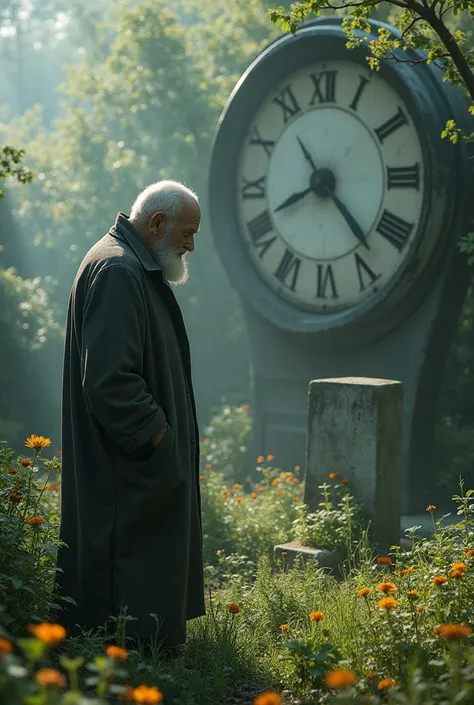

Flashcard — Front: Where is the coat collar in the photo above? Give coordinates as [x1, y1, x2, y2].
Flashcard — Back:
[109, 212, 164, 274]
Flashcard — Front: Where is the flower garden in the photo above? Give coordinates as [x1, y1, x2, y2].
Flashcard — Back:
[1, 405, 474, 704]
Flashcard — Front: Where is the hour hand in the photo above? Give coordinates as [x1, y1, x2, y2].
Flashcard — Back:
[274, 188, 312, 213]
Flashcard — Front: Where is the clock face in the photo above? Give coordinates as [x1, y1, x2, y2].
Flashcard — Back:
[237, 60, 425, 313]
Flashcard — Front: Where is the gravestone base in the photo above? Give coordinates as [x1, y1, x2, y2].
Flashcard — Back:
[274, 542, 343, 576]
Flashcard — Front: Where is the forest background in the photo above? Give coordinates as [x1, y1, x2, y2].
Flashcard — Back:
[1, 0, 473, 500]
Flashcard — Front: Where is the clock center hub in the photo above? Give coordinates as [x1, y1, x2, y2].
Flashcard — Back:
[310, 168, 336, 197]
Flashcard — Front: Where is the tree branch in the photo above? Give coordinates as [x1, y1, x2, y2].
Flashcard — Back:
[425, 9, 474, 100]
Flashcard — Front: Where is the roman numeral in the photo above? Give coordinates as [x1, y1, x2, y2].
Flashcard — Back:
[249, 126, 275, 157]
[247, 210, 276, 259]
[387, 164, 420, 190]
[376, 210, 414, 251]
[241, 176, 266, 200]
[349, 76, 369, 111]
[273, 86, 301, 124]
[316, 263, 338, 299]
[275, 249, 301, 291]
[375, 107, 408, 143]
[309, 71, 337, 105]
[354, 253, 381, 292]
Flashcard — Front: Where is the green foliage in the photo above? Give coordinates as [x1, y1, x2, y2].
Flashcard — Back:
[200, 404, 252, 484]
[0, 147, 34, 198]
[0, 439, 64, 635]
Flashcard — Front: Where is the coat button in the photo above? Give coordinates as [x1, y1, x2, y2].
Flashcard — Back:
[119, 437, 136, 453]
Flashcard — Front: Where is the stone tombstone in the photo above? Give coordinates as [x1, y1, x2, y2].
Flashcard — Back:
[304, 377, 403, 549]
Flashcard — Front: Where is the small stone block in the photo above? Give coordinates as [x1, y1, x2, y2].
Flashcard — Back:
[304, 377, 402, 549]
[274, 542, 341, 574]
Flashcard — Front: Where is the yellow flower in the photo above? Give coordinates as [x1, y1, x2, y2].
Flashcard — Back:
[294, 465, 301, 471]
[254, 692, 282, 705]
[106, 645, 128, 661]
[378, 597, 397, 610]
[0, 638, 13, 657]
[130, 685, 163, 703]
[398, 566, 414, 577]
[25, 435, 51, 450]
[325, 670, 357, 689]
[464, 547, 474, 558]
[378, 678, 396, 690]
[357, 588, 371, 598]
[377, 556, 392, 565]
[27, 516, 46, 527]
[436, 624, 472, 640]
[28, 623, 66, 644]
[329, 472, 338, 479]
[35, 668, 67, 688]
[426, 504, 436, 512]
[406, 590, 419, 601]
[377, 581, 397, 593]
[309, 610, 324, 622]
[279, 624, 289, 631]
[228, 604, 240, 614]
[432, 574, 447, 586]
[267, 454, 275, 462]
[257, 455, 264, 464]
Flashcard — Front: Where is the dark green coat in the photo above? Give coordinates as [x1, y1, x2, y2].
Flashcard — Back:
[56, 213, 205, 647]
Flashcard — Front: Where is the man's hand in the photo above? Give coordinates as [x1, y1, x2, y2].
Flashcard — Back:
[151, 425, 168, 448]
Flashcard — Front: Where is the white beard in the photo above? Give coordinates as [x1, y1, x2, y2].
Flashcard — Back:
[151, 227, 189, 285]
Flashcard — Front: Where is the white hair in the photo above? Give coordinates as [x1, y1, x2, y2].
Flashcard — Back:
[129, 180, 199, 224]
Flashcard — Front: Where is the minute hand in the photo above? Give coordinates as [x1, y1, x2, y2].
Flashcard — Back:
[274, 188, 312, 213]
[325, 189, 369, 250]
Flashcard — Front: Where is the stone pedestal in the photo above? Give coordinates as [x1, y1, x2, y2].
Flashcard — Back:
[304, 377, 403, 549]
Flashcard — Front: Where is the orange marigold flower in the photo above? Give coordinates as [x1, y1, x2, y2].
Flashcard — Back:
[426, 504, 436, 512]
[377, 581, 397, 593]
[451, 562, 467, 574]
[275, 491, 283, 497]
[236, 497, 243, 503]
[7, 468, 17, 474]
[340, 479, 348, 486]
[25, 435, 51, 450]
[329, 472, 338, 479]
[290, 477, 299, 484]
[432, 575, 447, 586]
[27, 516, 46, 527]
[267, 454, 275, 462]
[205, 463, 212, 469]
[366, 671, 377, 680]
[222, 491, 229, 499]
[416, 606, 425, 614]
[256, 484, 264, 491]
[199, 475, 206, 481]
[232, 483, 241, 491]
[358, 588, 371, 598]
[279, 624, 289, 631]
[378, 597, 397, 610]
[377, 556, 392, 565]
[436, 624, 472, 640]
[257, 455, 265, 464]
[45, 483, 60, 491]
[130, 685, 163, 704]
[228, 604, 240, 614]
[398, 566, 414, 577]
[251, 492, 258, 499]
[106, 645, 128, 661]
[464, 547, 474, 558]
[325, 670, 357, 689]
[281, 551, 288, 557]
[0, 638, 13, 657]
[309, 611, 324, 622]
[9, 492, 22, 503]
[378, 678, 396, 690]
[241, 404, 250, 410]
[35, 668, 67, 688]
[254, 692, 282, 705]
[19, 458, 31, 467]
[406, 590, 419, 601]
[28, 623, 66, 644]
[271, 478, 280, 486]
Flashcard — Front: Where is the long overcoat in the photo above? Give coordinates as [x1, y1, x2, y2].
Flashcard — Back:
[56, 213, 205, 647]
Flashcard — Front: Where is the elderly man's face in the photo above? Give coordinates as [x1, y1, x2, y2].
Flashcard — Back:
[148, 197, 201, 284]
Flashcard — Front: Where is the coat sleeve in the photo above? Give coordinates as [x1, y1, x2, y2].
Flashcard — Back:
[80, 264, 167, 453]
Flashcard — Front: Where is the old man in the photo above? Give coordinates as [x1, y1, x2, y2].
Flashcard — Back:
[56, 180, 204, 652]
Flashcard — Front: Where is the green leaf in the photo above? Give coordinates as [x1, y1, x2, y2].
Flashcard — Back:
[17, 638, 46, 661]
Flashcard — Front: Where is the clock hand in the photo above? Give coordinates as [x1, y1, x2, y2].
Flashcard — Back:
[324, 187, 370, 250]
[296, 136, 318, 172]
[274, 188, 312, 213]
